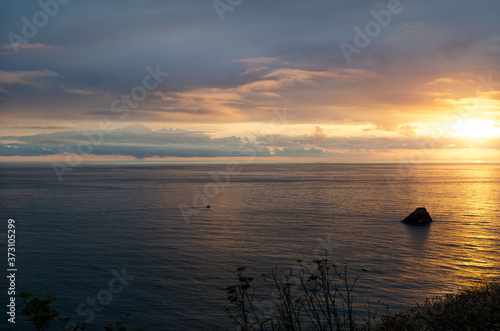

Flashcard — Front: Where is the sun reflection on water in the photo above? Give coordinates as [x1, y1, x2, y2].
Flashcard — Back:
[399, 164, 500, 298]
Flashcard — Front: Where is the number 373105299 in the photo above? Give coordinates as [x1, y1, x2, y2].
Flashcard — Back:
[8, 219, 15, 267]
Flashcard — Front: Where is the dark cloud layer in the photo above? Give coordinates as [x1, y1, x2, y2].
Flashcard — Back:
[2, 125, 498, 159]
[0, 125, 270, 158]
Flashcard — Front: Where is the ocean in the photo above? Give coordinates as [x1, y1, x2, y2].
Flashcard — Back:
[1, 163, 499, 330]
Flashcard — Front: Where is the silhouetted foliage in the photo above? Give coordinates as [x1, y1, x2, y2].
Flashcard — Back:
[20, 292, 59, 331]
[19, 292, 143, 331]
[226, 260, 500, 331]
[373, 281, 500, 331]
[225, 257, 370, 330]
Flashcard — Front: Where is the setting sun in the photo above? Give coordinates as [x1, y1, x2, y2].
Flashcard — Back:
[451, 119, 500, 138]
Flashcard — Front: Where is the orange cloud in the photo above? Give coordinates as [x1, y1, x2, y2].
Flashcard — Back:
[424, 77, 475, 86]
[150, 63, 379, 122]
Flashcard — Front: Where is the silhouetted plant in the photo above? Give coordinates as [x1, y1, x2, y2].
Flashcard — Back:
[20, 292, 60, 331]
[104, 313, 142, 331]
[225, 267, 269, 330]
[373, 281, 500, 331]
[225, 256, 369, 330]
[19, 292, 142, 331]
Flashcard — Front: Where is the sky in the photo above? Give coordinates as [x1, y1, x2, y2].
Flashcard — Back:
[1, 0, 500, 162]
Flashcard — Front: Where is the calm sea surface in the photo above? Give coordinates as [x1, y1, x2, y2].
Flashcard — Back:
[1, 163, 499, 330]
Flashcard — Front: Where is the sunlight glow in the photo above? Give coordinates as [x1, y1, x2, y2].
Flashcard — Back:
[450, 119, 500, 138]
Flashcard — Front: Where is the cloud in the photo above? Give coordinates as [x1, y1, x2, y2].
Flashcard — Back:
[0, 70, 60, 92]
[0, 0, 499, 142]
[254, 126, 499, 151]
[151, 62, 379, 122]
[263, 68, 377, 82]
[272, 147, 329, 157]
[398, 125, 418, 137]
[232, 57, 286, 76]
[63, 87, 96, 95]
[2, 124, 499, 160]
[0, 43, 61, 55]
[399, 22, 433, 36]
[0, 125, 270, 158]
[232, 57, 282, 65]
[0, 143, 59, 156]
[5, 125, 70, 130]
[424, 77, 476, 86]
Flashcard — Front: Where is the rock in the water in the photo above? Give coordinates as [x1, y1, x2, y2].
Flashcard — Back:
[401, 207, 433, 225]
